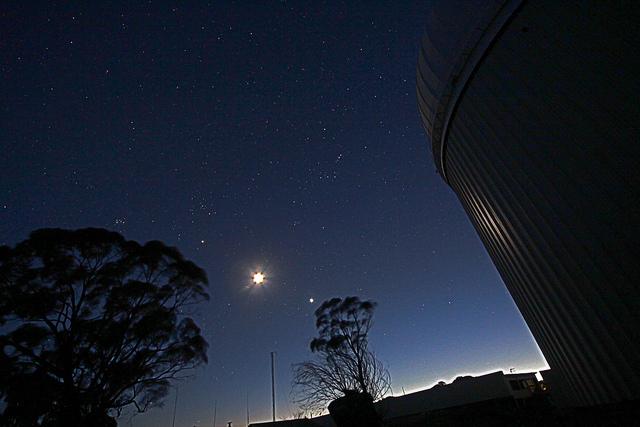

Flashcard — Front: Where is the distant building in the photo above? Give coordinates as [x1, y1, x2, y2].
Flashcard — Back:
[417, 0, 640, 406]
[251, 371, 544, 427]
[379, 371, 543, 425]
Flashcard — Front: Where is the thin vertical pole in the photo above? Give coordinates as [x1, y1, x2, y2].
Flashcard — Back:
[270, 352, 276, 422]
[172, 387, 179, 427]
[213, 399, 217, 427]
[246, 392, 250, 426]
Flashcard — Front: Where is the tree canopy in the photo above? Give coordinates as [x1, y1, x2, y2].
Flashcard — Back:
[292, 296, 390, 414]
[0, 228, 209, 426]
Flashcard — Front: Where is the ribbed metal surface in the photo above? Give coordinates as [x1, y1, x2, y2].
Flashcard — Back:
[419, 1, 640, 407]
[417, 0, 519, 179]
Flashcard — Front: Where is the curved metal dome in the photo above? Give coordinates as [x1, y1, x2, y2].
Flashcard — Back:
[418, 0, 640, 407]
[417, 0, 522, 180]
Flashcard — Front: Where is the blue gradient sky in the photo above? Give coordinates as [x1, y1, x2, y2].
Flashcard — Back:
[1, 1, 547, 426]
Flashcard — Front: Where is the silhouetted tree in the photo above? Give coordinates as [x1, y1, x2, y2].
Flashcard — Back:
[0, 228, 209, 426]
[292, 296, 390, 414]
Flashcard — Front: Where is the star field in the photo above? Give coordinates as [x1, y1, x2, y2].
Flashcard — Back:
[0, 2, 546, 426]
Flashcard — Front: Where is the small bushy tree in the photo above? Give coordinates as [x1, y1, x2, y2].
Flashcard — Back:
[292, 296, 390, 414]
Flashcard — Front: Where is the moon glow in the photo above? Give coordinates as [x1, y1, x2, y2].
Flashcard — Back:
[252, 272, 265, 285]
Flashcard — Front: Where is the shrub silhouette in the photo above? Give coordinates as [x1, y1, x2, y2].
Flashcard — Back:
[292, 296, 390, 415]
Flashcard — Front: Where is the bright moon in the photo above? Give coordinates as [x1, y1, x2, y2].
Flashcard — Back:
[252, 272, 265, 285]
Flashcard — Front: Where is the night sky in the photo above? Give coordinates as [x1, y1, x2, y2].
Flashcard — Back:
[1, 2, 546, 426]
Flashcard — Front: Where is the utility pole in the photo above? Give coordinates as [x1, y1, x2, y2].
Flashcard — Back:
[172, 387, 179, 427]
[213, 399, 217, 427]
[270, 351, 276, 422]
[246, 392, 250, 427]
